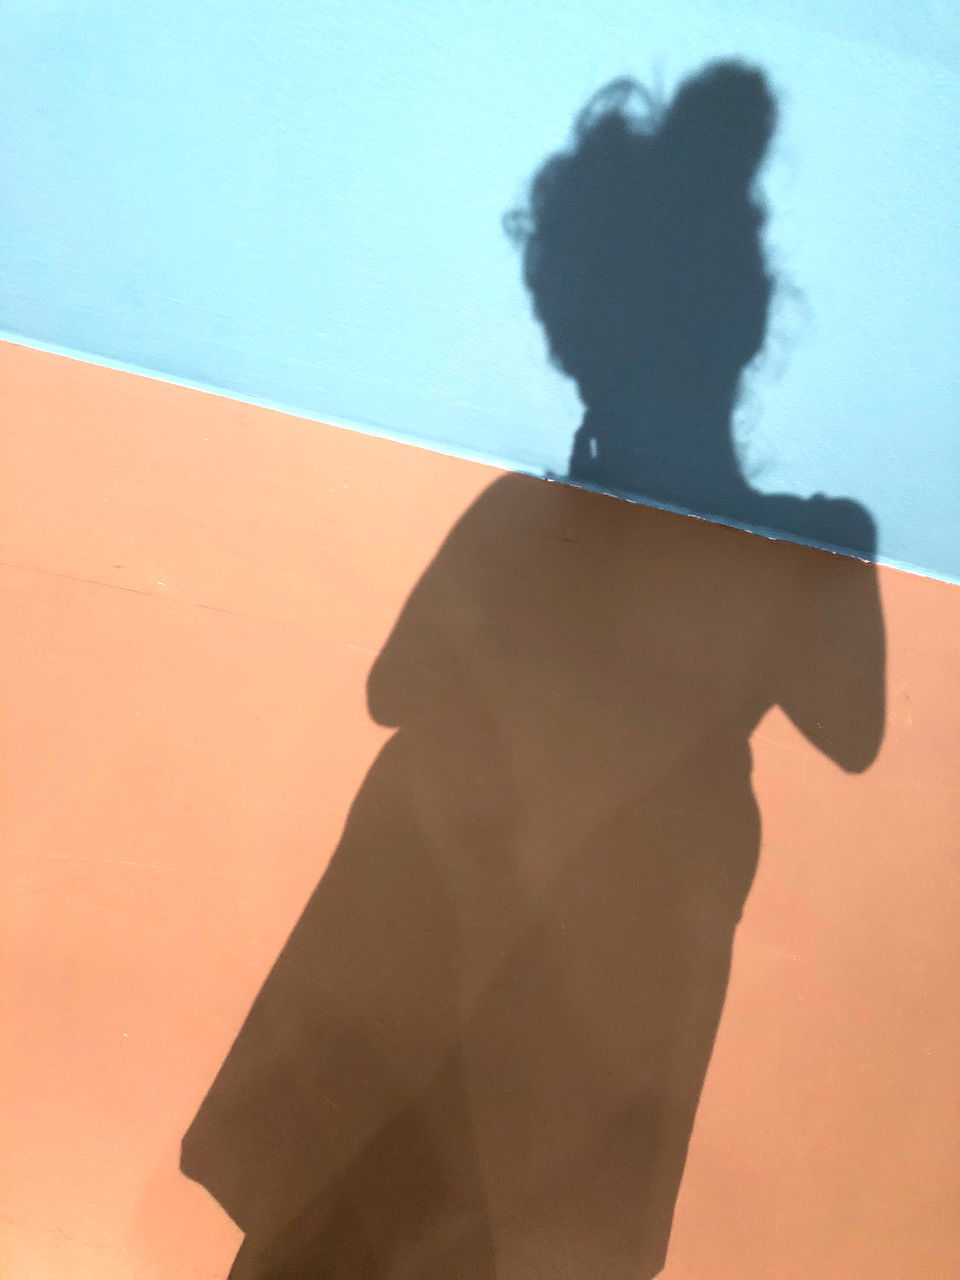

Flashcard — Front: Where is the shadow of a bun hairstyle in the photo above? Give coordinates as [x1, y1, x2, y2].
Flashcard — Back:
[506, 60, 778, 488]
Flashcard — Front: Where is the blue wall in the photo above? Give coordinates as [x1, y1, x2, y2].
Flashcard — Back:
[3, 1, 959, 579]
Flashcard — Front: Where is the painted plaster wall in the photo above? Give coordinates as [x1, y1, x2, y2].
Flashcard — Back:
[3, 1, 959, 579]
[3, 341, 958, 1278]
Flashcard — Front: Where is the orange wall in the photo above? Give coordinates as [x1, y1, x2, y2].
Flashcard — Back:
[2, 341, 957, 1278]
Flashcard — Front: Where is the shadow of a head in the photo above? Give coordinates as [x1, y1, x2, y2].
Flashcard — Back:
[508, 62, 777, 511]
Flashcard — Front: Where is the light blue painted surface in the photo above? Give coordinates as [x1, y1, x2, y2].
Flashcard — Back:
[3, 1, 959, 578]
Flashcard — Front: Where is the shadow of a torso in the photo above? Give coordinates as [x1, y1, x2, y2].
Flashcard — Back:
[182, 472, 883, 1280]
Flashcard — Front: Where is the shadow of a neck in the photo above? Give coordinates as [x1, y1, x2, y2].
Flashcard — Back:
[569, 378, 752, 520]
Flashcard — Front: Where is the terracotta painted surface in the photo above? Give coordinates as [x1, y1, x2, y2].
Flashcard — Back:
[2, 341, 958, 1277]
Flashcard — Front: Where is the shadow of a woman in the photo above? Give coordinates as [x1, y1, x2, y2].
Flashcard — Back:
[181, 61, 885, 1279]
